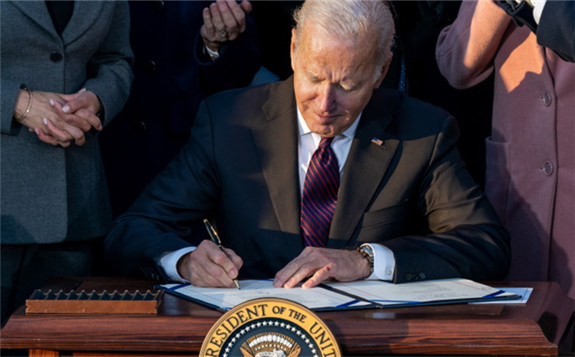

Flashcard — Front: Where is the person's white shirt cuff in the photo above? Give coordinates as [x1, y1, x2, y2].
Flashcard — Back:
[159, 246, 196, 283]
[161, 244, 395, 282]
[364, 243, 395, 281]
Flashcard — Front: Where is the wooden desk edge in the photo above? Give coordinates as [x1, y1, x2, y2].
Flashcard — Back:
[1, 279, 573, 356]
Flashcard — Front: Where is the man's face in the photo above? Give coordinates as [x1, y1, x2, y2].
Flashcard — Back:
[291, 25, 387, 137]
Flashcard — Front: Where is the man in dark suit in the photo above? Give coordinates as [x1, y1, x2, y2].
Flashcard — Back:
[104, 0, 510, 289]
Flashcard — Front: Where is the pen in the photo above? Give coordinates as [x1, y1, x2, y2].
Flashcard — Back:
[203, 218, 241, 289]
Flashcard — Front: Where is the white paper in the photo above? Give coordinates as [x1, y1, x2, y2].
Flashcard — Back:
[322, 278, 520, 306]
[472, 287, 532, 304]
[161, 278, 520, 311]
[161, 279, 371, 310]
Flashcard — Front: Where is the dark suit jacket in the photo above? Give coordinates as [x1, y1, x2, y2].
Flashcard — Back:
[104, 78, 510, 283]
[537, 0, 575, 62]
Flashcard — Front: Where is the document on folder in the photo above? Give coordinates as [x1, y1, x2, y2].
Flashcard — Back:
[159, 278, 521, 312]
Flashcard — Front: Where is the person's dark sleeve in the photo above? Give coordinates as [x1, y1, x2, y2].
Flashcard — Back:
[536, 1, 575, 62]
[194, 12, 262, 94]
[103, 101, 219, 278]
[84, 1, 134, 126]
[384, 116, 511, 283]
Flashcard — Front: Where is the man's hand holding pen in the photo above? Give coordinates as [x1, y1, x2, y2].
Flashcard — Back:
[176, 239, 243, 288]
[176, 218, 367, 290]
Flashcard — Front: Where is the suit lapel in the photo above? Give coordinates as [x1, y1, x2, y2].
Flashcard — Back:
[62, 2, 105, 45]
[10, 1, 57, 37]
[252, 82, 400, 248]
[10, 1, 106, 45]
[328, 91, 400, 249]
[252, 79, 302, 235]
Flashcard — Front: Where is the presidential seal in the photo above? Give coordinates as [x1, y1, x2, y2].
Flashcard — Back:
[200, 298, 341, 357]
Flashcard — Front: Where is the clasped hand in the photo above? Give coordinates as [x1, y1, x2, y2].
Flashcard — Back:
[177, 241, 370, 289]
[16, 88, 102, 148]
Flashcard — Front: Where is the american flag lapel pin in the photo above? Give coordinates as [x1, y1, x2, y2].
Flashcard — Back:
[371, 137, 384, 146]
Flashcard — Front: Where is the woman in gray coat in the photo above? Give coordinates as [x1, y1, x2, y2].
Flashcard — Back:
[0, 0, 133, 325]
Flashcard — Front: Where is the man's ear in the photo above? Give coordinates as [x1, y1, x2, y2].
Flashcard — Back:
[374, 56, 394, 89]
[290, 28, 297, 72]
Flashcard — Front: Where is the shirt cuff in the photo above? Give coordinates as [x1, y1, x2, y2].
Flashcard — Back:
[365, 243, 395, 281]
[159, 246, 196, 283]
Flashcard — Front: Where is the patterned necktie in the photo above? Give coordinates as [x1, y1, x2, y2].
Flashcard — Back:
[301, 136, 340, 247]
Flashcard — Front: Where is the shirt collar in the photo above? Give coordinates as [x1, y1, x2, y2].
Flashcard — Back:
[297, 107, 362, 140]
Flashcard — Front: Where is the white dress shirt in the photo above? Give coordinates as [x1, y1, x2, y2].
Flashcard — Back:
[297, 110, 395, 281]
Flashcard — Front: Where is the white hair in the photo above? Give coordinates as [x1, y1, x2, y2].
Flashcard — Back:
[293, 0, 395, 81]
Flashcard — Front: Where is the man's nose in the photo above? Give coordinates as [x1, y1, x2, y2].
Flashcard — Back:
[316, 84, 336, 113]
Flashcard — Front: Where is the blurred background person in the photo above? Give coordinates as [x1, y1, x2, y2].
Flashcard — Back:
[250, 1, 303, 81]
[99, 0, 261, 219]
[383, 0, 495, 188]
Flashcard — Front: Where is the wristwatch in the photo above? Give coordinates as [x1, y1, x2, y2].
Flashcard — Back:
[357, 244, 374, 278]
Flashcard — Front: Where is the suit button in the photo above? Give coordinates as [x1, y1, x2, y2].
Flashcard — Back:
[144, 60, 156, 73]
[542, 92, 552, 107]
[50, 51, 63, 62]
[542, 161, 554, 176]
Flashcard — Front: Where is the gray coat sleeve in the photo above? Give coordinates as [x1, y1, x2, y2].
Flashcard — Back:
[83, 1, 134, 125]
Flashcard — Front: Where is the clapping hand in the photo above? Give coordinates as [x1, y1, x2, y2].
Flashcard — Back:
[201, 0, 252, 56]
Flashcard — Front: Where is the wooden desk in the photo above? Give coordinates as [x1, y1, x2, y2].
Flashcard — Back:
[1, 277, 573, 356]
